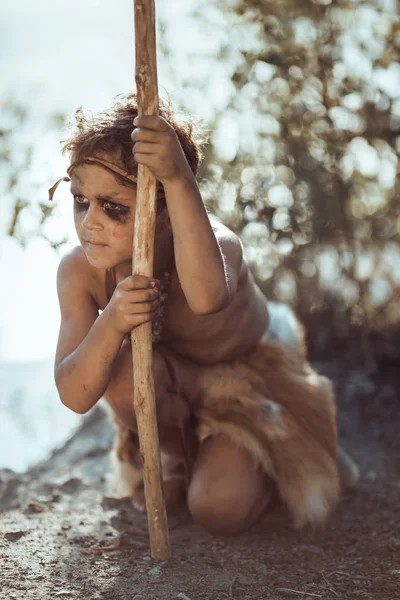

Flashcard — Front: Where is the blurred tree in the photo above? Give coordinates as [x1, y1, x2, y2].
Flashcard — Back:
[0, 100, 67, 249]
[196, 0, 400, 357]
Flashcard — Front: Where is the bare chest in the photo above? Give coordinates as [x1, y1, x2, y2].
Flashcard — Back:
[161, 269, 269, 364]
[90, 266, 268, 365]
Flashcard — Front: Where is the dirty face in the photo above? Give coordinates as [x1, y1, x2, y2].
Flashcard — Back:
[71, 163, 137, 269]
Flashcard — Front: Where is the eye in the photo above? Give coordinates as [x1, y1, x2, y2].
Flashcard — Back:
[73, 194, 87, 205]
[103, 200, 122, 212]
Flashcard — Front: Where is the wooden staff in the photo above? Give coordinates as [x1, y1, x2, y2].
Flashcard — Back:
[132, 0, 170, 560]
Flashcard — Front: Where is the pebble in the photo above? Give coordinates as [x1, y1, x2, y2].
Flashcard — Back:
[177, 594, 191, 600]
[148, 566, 161, 578]
[24, 501, 48, 513]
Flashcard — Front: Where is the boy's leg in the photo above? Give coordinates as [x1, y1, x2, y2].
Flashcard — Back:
[188, 434, 273, 535]
[105, 340, 200, 510]
[187, 438, 358, 535]
[105, 340, 199, 458]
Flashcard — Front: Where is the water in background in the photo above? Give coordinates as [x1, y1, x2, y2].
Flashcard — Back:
[0, 359, 80, 472]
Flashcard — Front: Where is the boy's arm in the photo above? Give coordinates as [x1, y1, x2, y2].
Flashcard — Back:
[132, 116, 243, 315]
[54, 249, 125, 414]
[164, 175, 243, 315]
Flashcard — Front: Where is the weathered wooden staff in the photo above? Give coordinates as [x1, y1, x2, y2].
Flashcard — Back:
[132, 0, 170, 560]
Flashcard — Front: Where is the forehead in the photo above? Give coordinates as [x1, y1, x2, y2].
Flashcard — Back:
[71, 164, 136, 202]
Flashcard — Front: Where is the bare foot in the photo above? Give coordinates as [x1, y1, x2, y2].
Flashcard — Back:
[338, 446, 360, 493]
[132, 477, 187, 514]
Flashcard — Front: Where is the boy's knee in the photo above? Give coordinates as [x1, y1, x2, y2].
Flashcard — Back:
[187, 481, 250, 535]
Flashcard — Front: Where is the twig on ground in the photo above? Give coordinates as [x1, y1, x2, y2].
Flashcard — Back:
[321, 572, 338, 596]
[329, 571, 371, 581]
[229, 575, 238, 598]
[276, 589, 322, 598]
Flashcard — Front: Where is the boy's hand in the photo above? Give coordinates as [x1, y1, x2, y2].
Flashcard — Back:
[105, 274, 159, 336]
[131, 116, 193, 184]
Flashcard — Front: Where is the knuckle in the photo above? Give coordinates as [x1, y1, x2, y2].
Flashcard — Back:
[131, 275, 141, 287]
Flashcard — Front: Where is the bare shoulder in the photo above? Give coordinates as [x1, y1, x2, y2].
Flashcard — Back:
[210, 217, 246, 278]
[57, 245, 88, 276]
[210, 218, 242, 249]
[56, 246, 99, 315]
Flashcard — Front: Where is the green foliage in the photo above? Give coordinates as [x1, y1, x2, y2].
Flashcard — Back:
[199, 0, 400, 341]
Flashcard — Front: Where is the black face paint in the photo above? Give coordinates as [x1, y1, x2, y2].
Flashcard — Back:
[73, 195, 132, 223]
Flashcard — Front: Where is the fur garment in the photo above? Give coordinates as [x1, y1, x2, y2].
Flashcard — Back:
[194, 303, 340, 527]
[110, 302, 340, 528]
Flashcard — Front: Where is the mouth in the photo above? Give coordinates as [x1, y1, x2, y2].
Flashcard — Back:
[85, 240, 107, 249]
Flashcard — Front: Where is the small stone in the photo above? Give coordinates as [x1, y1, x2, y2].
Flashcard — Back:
[148, 566, 161, 578]
[4, 530, 32, 542]
[24, 501, 48, 514]
[177, 594, 191, 600]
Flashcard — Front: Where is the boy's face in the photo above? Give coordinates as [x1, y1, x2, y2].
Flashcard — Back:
[71, 164, 137, 269]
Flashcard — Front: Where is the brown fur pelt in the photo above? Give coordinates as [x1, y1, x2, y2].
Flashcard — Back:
[194, 320, 340, 528]
[110, 418, 185, 499]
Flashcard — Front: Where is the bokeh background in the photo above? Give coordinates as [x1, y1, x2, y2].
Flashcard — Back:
[1, 0, 399, 471]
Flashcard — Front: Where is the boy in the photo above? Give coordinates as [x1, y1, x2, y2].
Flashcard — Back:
[51, 94, 358, 535]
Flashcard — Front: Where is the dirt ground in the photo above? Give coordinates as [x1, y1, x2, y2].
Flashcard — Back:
[1, 358, 399, 600]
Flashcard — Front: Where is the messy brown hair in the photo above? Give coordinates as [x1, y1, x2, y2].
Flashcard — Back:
[62, 93, 207, 203]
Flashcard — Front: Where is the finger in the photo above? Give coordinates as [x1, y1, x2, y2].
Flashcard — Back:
[132, 142, 158, 155]
[131, 128, 160, 143]
[133, 115, 171, 132]
[133, 153, 158, 168]
[127, 299, 159, 314]
[123, 288, 159, 303]
[128, 313, 154, 328]
[118, 274, 152, 290]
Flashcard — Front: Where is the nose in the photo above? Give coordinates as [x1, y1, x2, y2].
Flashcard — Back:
[81, 203, 103, 230]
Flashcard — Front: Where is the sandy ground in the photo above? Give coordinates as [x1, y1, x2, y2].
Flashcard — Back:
[1, 359, 399, 600]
